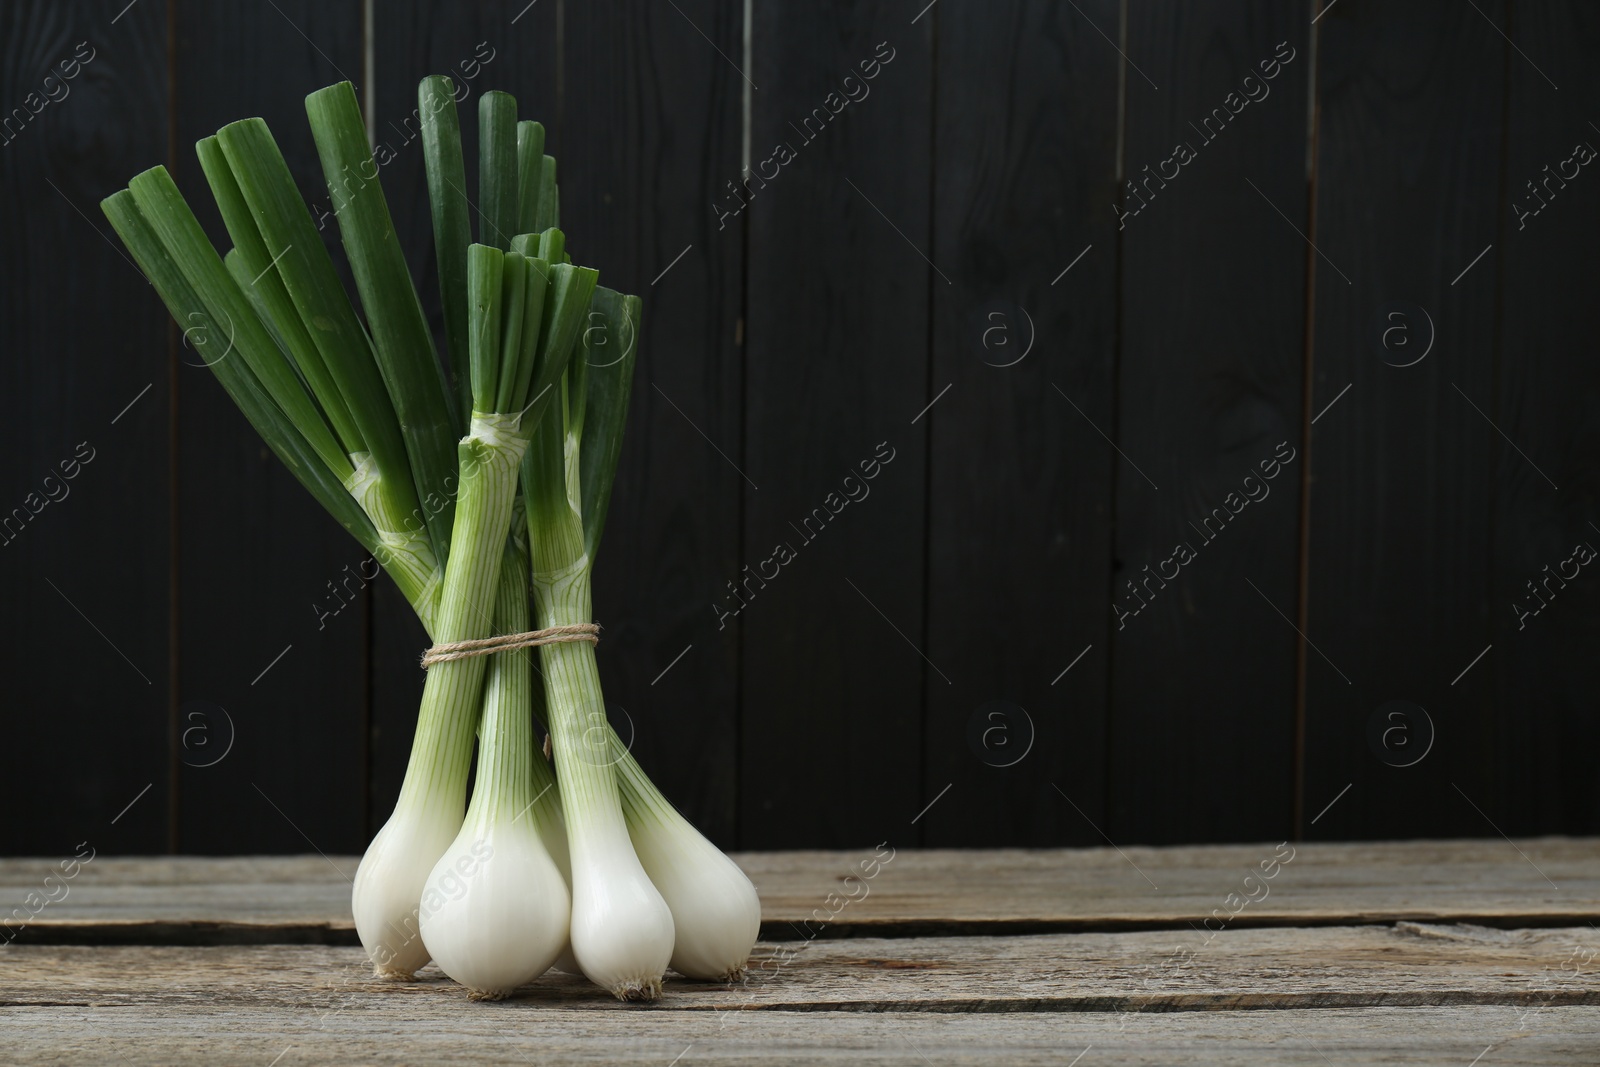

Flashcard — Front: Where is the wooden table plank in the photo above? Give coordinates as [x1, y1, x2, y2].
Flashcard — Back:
[5, 841, 1599, 942]
[5, 925, 1599, 1012]
[5, 845, 1600, 1063]
[741, 839, 1600, 932]
[0, 1000, 1594, 1065]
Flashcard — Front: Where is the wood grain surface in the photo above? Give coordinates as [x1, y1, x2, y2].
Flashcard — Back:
[920, 0, 1119, 849]
[170, 0, 370, 858]
[739, 1, 933, 849]
[0, 0, 172, 856]
[1302, 0, 1506, 842]
[561, 0, 747, 848]
[1488, 2, 1600, 839]
[0, 980, 1596, 1064]
[6, 847, 1600, 1063]
[1111, 0, 1309, 848]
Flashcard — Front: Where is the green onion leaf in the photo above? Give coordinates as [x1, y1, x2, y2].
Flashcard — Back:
[478, 91, 518, 251]
[537, 227, 564, 265]
[577, 288, 640, 561]
[124, 165, 352, 482]
[495, 252, 530, 414]
[224, 247, 290, 356]
[528, 261, 599, 433]
[467, 243, 504, 414]
[306, 81, 461, 563]
[509, 256, 551, 417]
[418, 75, 475, 428]
[198, 133, 361, 458]
[212, 118, 424, 535]
[537, 156, 559, 231]
[515, 120, 546, 234]
[102, 188, 382, 559]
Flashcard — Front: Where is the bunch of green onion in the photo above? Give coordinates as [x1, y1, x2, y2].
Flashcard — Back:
[102, 77, 760, 1001]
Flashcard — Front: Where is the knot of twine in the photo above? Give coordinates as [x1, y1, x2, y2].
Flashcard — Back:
[421, 624, 599, 668]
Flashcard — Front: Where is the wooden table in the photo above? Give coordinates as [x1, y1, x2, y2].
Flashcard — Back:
[4, 839, 1599, 1064]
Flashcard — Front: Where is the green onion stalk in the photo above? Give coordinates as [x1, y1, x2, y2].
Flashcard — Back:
[352, 408, 523, 978]
[523, 369, 671, 999]
[416, 539, 569, 998]
[522, 290, 759, 997]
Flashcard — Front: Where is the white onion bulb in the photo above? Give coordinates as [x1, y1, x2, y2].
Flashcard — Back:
[529, 783, 584, 977]
[351, 803, 460, 979]
[419, 813, 570, 999]
[565, 811, 675, 998]
[622, 776, 760, 980]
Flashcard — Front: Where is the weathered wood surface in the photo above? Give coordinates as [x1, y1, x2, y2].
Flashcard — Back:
[5, 840, 1599, 941]
[5, 925, 1600, 1012]
[743, 839, 1600, 931]
[0, 1000, 1595, 1066]
[6, 847, 1600, 1063]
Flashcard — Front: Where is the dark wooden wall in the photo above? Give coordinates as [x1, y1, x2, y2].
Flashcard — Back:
[2, 0, 1596, 857]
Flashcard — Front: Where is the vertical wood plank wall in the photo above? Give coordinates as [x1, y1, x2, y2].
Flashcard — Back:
[1306, 0, 1505, 840]
[924, 0, 1119, 848]
[0, 1, 1594, 856]
[1112, 1, 1307, 845]
[742, 1, 931, 847]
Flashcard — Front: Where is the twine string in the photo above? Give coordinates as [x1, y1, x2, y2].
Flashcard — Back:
[421, 623, 599, 668]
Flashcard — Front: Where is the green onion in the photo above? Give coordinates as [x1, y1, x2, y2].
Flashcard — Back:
[418, 542, 570, 999]
[524, 365, 674, 1000]
[540, 288, 759, 983]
